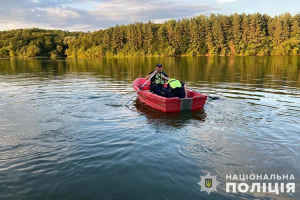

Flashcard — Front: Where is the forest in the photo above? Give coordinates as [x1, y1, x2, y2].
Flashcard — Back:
[0, 12, 299, 58]
[0, 29, 81, 58]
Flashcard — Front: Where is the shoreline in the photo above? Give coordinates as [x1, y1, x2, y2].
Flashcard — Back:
[1, 54, 299, 59]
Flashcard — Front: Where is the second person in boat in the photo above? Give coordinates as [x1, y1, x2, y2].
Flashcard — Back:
[161, 78, 188, 98]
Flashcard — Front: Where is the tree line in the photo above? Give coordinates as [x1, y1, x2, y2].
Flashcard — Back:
[0, 28, 81, 58]
[0, 12, 300, 58]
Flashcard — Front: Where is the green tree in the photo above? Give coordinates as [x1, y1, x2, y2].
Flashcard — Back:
[27, 45, 41, 57]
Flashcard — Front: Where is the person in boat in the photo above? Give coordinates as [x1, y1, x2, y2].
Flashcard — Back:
[161, 78, 188, 98]
[146, 63, 169, 96]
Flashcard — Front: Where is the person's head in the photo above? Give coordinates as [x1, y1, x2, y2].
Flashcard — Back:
[156, 63, 163, 72]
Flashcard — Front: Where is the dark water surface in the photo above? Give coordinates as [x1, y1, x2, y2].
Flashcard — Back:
[0, 57, 299, 200]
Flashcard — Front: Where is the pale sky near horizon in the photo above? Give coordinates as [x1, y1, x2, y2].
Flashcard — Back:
[0, 0, 299, 32]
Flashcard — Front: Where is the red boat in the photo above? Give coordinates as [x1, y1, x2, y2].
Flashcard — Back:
[133, 78, 207, 112]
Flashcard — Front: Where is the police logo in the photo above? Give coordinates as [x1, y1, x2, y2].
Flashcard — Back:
[205, 179, 212, 188]
[197, 172, 219, 195]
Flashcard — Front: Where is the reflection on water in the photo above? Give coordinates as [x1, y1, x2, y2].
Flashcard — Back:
[1, 56, 299, 88]
[0, 57, 299, 200]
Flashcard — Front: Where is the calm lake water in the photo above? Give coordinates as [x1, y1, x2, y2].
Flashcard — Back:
[0, 57, 299, 200]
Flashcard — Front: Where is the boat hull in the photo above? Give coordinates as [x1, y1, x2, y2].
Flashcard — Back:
[133, 78, 207, 113]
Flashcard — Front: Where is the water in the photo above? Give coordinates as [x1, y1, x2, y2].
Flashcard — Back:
[0, 57, 299, 200]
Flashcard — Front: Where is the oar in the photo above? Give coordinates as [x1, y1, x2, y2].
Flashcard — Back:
[189, 88, 220, 100]
[123, 72, 156, 106]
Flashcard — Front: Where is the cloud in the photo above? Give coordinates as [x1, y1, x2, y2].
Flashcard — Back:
[0, 0, 218, 31]
[216, 0, 237, 3]
[94, 0, 215, 20]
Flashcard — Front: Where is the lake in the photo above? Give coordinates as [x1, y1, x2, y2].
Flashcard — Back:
[0, 56, 299, 200]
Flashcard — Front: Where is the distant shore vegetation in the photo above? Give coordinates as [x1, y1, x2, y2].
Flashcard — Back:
[0, 12, 300, 58]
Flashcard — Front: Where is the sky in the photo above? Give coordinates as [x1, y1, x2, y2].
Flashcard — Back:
[0, 0, 299, 32]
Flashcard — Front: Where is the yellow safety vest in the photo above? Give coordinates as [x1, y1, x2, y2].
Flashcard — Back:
[154, 70, 166, 85]
[167, 78, 182, 89]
